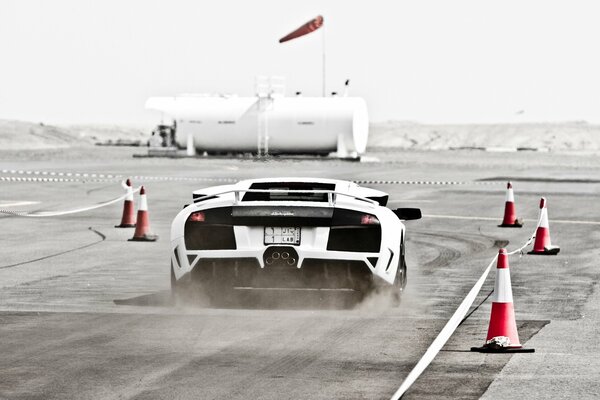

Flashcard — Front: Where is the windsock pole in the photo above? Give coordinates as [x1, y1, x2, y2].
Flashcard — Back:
[278, 15, 325, 96]
[322, 22, 326, 97]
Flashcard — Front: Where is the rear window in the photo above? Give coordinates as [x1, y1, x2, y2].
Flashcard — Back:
[242, 182, 335, 202]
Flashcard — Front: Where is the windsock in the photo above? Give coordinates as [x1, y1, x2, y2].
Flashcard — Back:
[279, 15, 324, 43]
[129, 186, 158, 242]
[528, 197, 560, 255]
[471, 249, 534, 353]
[115, 179, 136, 228]
[499, 182, 523, 227]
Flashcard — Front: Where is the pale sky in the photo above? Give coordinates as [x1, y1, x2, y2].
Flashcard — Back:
[1, 0, 599, 125]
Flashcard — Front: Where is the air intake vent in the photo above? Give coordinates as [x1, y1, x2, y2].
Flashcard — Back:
[327, 226, 381, 252]
[184, 225, 236, 250]
[367, 257, 379, 267]
[173, 248, 181, 268]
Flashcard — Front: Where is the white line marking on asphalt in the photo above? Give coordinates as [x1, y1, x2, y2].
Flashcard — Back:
[424, 214, 600, 225]
[0, 201, 40, 207]
[233, 287, 356, 292]
[388, 200, 435, 203]
[543, 219, 600, 225]
[424, 214, 498, 221]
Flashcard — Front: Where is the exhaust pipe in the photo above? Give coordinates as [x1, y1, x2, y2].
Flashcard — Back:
[263, 247, 299, 267]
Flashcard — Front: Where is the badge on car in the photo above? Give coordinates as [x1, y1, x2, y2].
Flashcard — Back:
[264, 227, 301, 245]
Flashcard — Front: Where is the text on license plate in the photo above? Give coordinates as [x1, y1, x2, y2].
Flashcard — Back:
[264, 227, 301, 245]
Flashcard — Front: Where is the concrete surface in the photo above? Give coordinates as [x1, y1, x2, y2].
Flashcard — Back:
[1, 147, 599, 399]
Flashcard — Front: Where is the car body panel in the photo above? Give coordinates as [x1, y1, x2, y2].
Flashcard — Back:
[171, 178, 409, 290]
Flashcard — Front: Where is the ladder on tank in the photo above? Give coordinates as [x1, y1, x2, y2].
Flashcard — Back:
[255, 76, 285, 157]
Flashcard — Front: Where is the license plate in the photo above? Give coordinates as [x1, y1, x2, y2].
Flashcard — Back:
[264, 227, 301, 245]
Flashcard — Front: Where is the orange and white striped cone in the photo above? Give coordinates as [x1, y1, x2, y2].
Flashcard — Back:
[528, 197, 560, 255]
[115, 178, 136, 228]
[498, 182, 523, 228]
[471, 248, 534, 353]
[128, 186, 158, 242]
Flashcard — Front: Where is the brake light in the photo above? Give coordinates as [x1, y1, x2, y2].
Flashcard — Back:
[189, 212, 205, 222]
[361, 214, 379, 225]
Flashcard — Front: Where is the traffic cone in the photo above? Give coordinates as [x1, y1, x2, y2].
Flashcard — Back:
[471, 248, 534, 353]
[115, 179, 136, 228]
[128, 186, 158, 242]
[528, 197, 560, 255]
[498, 182, 523, 228]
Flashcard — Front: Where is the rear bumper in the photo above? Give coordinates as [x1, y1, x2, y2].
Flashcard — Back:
[171, 239, 396, 288]
[183, 248, 382, 269]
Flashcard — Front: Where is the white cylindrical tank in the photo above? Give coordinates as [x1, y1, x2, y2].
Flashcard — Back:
[145, 95, 369, 155]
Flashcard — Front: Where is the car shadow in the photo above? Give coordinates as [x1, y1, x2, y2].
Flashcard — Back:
[113, 289, 362, 310]
[113, 291, 173, 307]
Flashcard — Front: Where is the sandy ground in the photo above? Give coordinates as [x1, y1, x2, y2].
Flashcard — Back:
[0, 146, 599, 399]
[3, 118, 600, 152]
[369, 121, 600, 151]
[0, 119, 147, 150]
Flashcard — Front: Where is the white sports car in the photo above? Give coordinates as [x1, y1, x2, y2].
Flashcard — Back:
[170, 178, 421, 305]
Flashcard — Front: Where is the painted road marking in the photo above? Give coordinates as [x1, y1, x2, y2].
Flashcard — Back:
[424, 214, 600, 225]
[388, 200, 435, 203]
[0, 201, 40, 207]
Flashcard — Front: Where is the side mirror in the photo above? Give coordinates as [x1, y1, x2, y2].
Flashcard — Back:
[393, 208, 422, 220]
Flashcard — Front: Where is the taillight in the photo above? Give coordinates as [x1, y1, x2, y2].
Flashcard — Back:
[189, 212, 205, 222]
[331, 209, 380, 226]
[360, 214, 380, 225]
[328, 210, 382, 252]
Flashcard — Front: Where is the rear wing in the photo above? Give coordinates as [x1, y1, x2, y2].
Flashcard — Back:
[193, 189, 379, 208]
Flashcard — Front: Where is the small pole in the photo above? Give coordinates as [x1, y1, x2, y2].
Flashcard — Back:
[322, 22, 326, 97]
[186, 132, 195, 156]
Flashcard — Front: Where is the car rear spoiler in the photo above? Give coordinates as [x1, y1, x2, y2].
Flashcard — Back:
[193, 189, 380, 207]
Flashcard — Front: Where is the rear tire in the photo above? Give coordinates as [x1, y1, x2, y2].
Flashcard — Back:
[390, 238, 407, 306]
[171, 263, 212, 306]
[396, 235, 407, 289]
[394, 256, 407, 291]
[170, 263, 182, 305]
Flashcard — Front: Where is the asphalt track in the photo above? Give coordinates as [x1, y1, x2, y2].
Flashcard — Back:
[1, 147, 599, 399]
